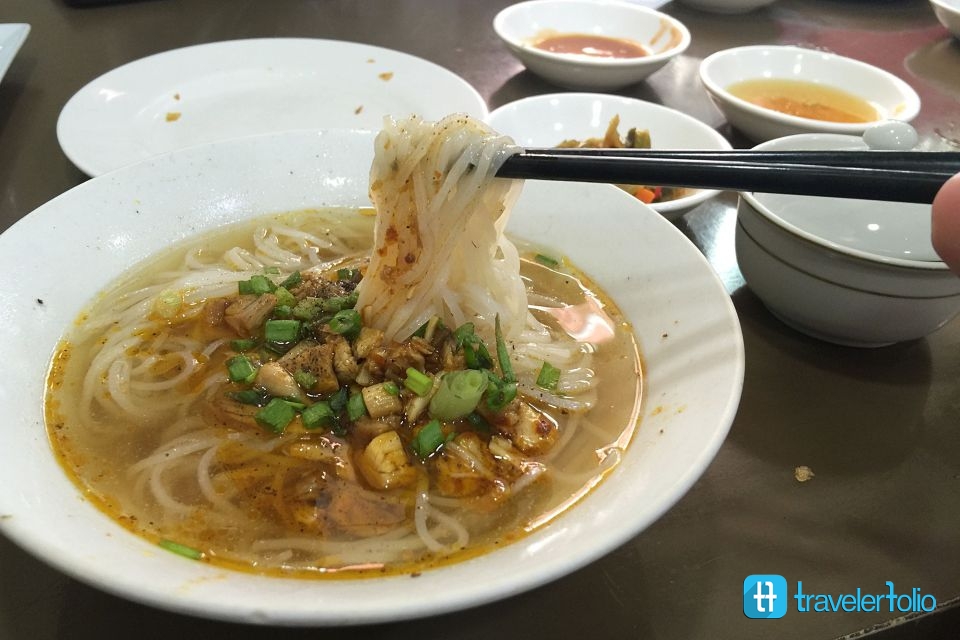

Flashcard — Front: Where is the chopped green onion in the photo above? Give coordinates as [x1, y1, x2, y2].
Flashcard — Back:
[454, 322, 477, 347]
[153, 289, 182, 319]
[158, 539, 204, 560]
[226, 355, 257, 384]
[249, 274, 276, 295]
[322, 291, 359, 314]
[238, 279, 255, 295]
[255, 397, 300, 433]
[411, 419, 445, 458]
[263, 266, 281, 275]
[262, 342, 286, 356]
[328, 309, 361, 339]
[453, 322, 493, 369]
[337, 267, 360, 282]
[383, 380, 400, 396]
[536, 361, 561, 391]
[534, 253, 560, 268]
[230, 338, 259, 352]
[329, 387, 349, 413]
[347, 392, 367, 421]
[293, 297, 324, 321]
[463, 344, 490, 370]
[264, 319, 302, 344]
[484, 371, 517, 412]
[412, 320, 430, 338]
[274, 286, 296, 308]
[301, 401, 334, 430]
[404, 367, 433, 397]
[279, 270, 302, 289]
[418, 316, 441, 342]
[273, 304, 294, 319]
[293, 370, 317, 390]
[453, 322, 477, 346]
[466, 411, 491, 431]
[429, 370, 488, 421]
[494, 314, 515, 383]
[229, 388, 270, 406]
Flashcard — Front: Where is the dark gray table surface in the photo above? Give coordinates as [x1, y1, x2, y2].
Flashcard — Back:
[1, 1, 958, 638]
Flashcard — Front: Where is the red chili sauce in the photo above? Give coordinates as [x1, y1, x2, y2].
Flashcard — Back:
[533, 33, 648, 59]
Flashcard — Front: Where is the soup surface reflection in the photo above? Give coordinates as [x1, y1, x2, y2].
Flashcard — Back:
[45, 209, 643, 578]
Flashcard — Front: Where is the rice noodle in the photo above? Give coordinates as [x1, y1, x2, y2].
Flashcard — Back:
[356, 114, 526, 343]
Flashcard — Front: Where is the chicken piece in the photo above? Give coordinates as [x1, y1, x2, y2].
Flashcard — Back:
[290, 503, 330, 533]
[290, 270, 355, 301]
[360, 382, 403, 419]
[278, 341, 339, 393]
[254, 362, 305, 400]
[284, 434, 357, 482]
[328, 334, 359, 383]
[433, 432, 497, 498]
[369, 337, 435, 379]
[423, 324, 455, 371]
[488, 435, 541, 484]
[358, 431, 417, 490]
[283, 469, 333, 533]
[328, 482, 407, 537]
[438, 337, 465, 372]
[224, 293, 277, 336]
[203, 387, 260, 431]
[353, 415, 401, 443]
[352, 326, 384, 360]
[489, 401, 559, 456]
[202, 298, 230, 327]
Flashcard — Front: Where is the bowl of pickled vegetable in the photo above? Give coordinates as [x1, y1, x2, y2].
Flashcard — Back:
[487, 92, 733, 220]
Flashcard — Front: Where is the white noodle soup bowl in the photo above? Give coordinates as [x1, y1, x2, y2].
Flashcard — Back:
[736, 133, 960, 347]
[699, 45, 921, 142]
[0, 129, 743, 624]
[487, 93, 732, 220]
[493, 0, 691, 90]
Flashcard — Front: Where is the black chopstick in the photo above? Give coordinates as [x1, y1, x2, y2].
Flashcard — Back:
[496, 150, 960, 204]
[520, 148, 960, 173]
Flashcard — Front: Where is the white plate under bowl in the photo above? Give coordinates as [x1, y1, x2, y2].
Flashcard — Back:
[56, 38, 488, 176]
[488, 93, 732, 219]
[0, 129, 743, 625]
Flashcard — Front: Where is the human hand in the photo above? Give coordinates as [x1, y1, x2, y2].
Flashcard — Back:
[932, 173, 960, 275]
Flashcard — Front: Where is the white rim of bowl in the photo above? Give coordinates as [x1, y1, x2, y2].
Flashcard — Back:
[493, 0, 691, 68]
[699, 45, 921, 134]
[740, 190, 947, 271]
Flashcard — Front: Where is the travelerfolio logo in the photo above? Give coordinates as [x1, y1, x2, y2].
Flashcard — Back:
[743, 575, 788, 619]
[743, 575, 938, 619]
